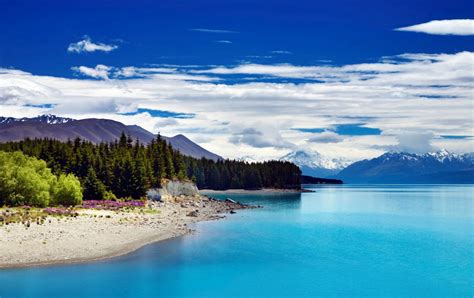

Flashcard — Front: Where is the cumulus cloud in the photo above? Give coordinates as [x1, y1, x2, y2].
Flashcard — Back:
[308, 131, 344, 143]
[71, 65, 112, 80]
[153, 118, 179, 130]
[230, 128, 295, 149]
[395, 19, 474, 36]
[68, 37, 118, 53]
[395, 132, 435, 153]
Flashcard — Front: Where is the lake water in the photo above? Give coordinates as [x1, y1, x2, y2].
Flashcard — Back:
[0, 185, 473, 297]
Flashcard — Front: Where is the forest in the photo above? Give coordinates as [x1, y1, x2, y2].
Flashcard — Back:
[0, 134, 301, 204]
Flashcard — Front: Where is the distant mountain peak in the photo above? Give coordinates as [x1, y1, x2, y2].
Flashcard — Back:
[335, 149, 474, 184]
[280, 149, 352, 177]
[0, 114, 74, 125]
[35, 114, 75, 124]
[380, 150, 467, 164]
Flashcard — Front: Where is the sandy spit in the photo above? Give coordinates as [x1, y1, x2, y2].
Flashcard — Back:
[0, 196, 250, 269]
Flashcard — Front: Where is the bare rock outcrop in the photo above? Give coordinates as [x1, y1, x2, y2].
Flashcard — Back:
[147, 179, 199, 202]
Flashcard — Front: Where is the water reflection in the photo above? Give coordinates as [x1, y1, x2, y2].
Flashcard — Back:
[203, 192, 302, 210]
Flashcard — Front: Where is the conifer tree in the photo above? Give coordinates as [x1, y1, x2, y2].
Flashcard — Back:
[82, 167, 106, 200]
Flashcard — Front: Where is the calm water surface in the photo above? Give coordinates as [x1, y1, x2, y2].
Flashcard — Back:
[0, 185, 473, 297]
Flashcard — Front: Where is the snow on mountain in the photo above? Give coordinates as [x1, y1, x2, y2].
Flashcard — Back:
[280, 150, 352, 177]
[335, 150, 474, 183]
[236, 156, 258, 163]
[379, 150, 473, 165]
[0, 114, 221, 160]
[0, 114, 74, 125]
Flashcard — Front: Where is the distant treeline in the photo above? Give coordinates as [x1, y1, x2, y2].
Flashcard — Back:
[300, 175, 343, 184]
[0, 134, 301, 200]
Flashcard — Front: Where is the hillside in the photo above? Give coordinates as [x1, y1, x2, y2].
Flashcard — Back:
[334, 150, 474, 183]
[0, 115, 222, 161]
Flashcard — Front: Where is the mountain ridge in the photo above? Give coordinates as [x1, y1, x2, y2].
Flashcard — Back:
[0, 115, 222, 161]
[334, 150, 474, 183]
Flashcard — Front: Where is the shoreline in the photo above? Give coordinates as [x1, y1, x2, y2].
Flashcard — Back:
[200, 188, 312, 194]
[2, 231, 184, 270]
[0, 196, 252, 270]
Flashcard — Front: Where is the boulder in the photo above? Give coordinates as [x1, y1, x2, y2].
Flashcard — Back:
[187, 210, 199, 217]
[146, 189, 162, 201]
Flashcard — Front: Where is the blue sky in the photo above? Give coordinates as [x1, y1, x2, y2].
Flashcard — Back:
[0, 0, 473, 160]
[2, 0, 473, 75]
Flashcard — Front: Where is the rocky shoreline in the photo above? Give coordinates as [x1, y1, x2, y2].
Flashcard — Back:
[0, 195, 256, 269]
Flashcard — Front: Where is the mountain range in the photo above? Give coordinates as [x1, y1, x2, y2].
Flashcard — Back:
[334, 150, 474, 183]
[1, 115, 472, 184]
[280, 150, 352, 177]
[0, 115, 222, 161]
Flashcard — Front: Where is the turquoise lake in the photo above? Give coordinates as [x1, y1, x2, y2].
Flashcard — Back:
[0, 185, 473, 297]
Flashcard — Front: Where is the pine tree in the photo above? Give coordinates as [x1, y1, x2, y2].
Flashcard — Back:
[83, 167, 106, 200]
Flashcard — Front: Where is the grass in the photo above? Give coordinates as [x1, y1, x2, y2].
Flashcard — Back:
[0, 200, 154, 227]
[0, 207, 50, 227]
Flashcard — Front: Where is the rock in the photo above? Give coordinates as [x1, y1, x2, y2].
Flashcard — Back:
[230, 210, 236, 214]
[161, 180, 199, 197]
[146, 189, 162, 201]
[149, 180, 200, 202]
[187, 210, 199, 217]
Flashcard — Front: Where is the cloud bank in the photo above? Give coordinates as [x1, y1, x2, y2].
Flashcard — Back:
[1, 51, 473, 161]
[395, 19, 474, 36]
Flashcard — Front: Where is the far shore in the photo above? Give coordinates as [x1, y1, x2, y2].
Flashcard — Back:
[0, 196, 251, 269]
[200, 188, 313, 194]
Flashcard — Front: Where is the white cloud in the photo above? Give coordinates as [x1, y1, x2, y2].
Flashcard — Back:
[72, 65, 218, 82]
[395, 19, 474, 36]
[308, 131, 344, 143]
[394, 132, 435, 153]
[68, 37, 118, 53]
[1, 51, 473, 160]
[215, 40, 232, 44]
[71, 65, 112, 80]
[230, 127, 295, 149]
[271, 50, 292, 54]
[190, 28, 238, 34]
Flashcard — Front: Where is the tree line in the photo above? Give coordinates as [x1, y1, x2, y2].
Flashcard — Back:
[0, 133, 301, 201]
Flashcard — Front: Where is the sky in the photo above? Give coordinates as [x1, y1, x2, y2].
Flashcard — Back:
[0, 0, 473, 161]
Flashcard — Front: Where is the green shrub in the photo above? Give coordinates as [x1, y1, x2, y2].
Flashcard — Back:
[53, 174, 83, 206]
[0, 151, 83, 207]
[104, 190, 117, 201]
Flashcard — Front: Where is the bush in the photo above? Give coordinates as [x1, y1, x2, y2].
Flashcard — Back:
[103, 191, 117, 201]
[0, 151, 83, 207]
[54, 174, 83, 206]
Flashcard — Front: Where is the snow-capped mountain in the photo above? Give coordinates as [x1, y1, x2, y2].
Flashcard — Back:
[236, 156, 258, 163]
[334, 150, 474, 183]
[280, 150, 352, 177]
[0, 114, 74, 125]
[0, 114, 222, 161]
